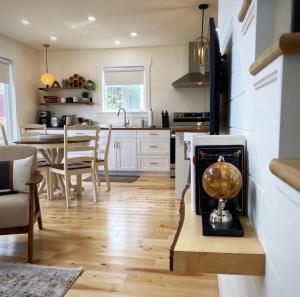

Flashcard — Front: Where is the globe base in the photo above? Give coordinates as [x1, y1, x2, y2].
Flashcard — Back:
[209, 198, 233, 224]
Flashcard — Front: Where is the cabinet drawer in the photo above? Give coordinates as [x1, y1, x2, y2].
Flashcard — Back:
[138, 155, 170, 172]
[137, 130, 170, 139]
[137, 139, 170, 154]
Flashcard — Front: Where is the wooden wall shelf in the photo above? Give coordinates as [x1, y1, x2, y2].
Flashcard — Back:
[170, 188, 265, 276]
[40, 102, 94, 106]
[38, 87, 87, 91]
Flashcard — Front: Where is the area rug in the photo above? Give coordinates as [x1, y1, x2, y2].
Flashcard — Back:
[0, 262, 82, 297]
[85, 174, 139, 183]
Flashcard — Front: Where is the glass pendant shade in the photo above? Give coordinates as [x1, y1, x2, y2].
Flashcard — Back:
[41, 72, 54, 86]
[41, 44, 54, 87]
[194, 36, 208, 65]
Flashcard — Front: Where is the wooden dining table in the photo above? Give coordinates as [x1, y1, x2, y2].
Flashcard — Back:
[15, 136, 92, 196]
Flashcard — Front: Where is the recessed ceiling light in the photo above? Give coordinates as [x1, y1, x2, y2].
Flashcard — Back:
[88, 16, 96, 22]
[50, 36, 57, 41]
[21, 19, 30, 25]
[130, 32, 138, 37]
[114, 40, 120, 45]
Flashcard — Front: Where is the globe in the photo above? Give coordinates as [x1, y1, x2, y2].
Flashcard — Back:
[202, 159, 242, 200]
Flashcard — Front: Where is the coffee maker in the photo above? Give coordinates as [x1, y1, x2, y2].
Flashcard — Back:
[38, 111, 51, 127]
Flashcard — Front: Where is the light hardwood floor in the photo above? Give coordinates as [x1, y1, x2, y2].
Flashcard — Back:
[0, 176, 219, 297]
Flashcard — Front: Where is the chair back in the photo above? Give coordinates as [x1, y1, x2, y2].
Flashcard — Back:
[0, 124, 8, 145]
[104, 125, 112, 161]
[64, 125, 99, 169]
[19, 124, 46, 140]
[0, 145, 37, 172]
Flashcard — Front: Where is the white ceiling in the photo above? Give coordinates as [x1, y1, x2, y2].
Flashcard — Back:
[0, 0, 218, 50]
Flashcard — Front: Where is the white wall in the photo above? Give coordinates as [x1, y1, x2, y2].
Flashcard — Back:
[218, 1, 300, 297]
[39, 45, 209, 126]
[0, 34, 39, 130]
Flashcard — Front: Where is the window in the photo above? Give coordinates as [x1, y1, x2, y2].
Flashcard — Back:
[102, 66, 146, 112]
[0, 58, 16, 142]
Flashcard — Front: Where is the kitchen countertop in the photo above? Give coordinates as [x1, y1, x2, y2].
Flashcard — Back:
[170, 126, 209, 133]
[39, 126, 170, 130]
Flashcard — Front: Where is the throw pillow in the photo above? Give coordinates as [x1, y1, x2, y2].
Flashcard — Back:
[13, 155, 34, 193]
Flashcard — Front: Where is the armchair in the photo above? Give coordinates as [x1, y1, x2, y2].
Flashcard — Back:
[0, 145, 43, 263]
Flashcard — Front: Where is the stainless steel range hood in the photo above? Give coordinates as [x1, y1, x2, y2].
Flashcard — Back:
[172, 42, 209, 88]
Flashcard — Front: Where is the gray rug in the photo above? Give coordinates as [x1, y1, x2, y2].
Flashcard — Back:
[0, 262, 82, 297]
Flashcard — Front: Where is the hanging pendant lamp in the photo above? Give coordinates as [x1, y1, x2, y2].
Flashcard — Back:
[40, 44, 54, 87]
[194, 4, 209, 66]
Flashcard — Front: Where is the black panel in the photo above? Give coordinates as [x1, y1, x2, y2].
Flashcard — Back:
[292, 0, 300, 32]
[194, 145, 246, 216]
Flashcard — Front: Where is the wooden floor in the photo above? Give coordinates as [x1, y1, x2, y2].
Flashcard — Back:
[0, 176, 219, 297]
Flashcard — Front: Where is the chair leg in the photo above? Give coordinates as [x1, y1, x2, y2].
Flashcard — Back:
[45, 168, 51, 200]
[91, 169, 98, 202]
[104, 162, 111, 191]
[76, 174, 82, 196]
[28, 226, 34, 263]
[49, 171, 53, 201]
[95, 166, 100, 186]
[64, 174, 71, 208]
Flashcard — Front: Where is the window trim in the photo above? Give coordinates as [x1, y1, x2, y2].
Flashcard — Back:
[0, 57, 17, 142]
[99, 64, 151, 113]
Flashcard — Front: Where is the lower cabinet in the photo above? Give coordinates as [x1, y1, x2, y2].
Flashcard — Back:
[138, 155, 169, 171]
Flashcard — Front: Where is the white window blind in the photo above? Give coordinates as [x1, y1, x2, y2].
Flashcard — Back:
[0, 60, 10, 84]
[103, 66, 145, 85]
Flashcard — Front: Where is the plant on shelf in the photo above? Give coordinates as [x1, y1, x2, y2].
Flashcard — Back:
[86, 80, 96, 91]
[61, 78, 69, 88]
[81, 91, 90, 103]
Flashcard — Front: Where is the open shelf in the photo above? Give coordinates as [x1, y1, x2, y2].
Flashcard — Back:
[38, 87, 87, 91]
[170, 187, 265, 276]
[40, 102, 94, 106]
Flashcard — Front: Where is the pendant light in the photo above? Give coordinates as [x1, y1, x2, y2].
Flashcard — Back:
[40, 44, 54, 87]
[194, 4, 209, 66]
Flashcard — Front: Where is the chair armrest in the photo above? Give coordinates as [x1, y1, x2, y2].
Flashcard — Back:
[26, 171, 43, 185]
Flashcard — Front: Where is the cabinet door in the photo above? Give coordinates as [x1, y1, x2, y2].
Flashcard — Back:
[99, 137, 117, 171]
[116, 138, 137, 171]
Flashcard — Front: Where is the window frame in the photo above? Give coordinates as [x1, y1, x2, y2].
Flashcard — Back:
[0, 57, 17, 142]
[100, 64, 151, 113]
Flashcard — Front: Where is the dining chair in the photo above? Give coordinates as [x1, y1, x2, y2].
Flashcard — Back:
[0, 124, 8, 145]
[18, 123, 50, 199]
[0, 145, 43, 263]
[19, 123, 46, 140]
[95, 124, 112, 191]
[48, 125, 99, 208]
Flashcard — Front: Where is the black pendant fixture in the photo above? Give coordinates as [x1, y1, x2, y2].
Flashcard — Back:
[194, 4, 209, 66]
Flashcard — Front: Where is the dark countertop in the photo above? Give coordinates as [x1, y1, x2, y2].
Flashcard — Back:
[41, 126, 170, 131]
[170, 127, 209, 133]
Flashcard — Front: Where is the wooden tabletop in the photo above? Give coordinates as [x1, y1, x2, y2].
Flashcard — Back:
[170, 188, 265, 276]
[15, 136, 92, 145]
[270, 158, 300, 192]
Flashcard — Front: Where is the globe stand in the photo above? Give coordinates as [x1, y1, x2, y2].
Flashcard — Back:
[209, 198, 232, 223]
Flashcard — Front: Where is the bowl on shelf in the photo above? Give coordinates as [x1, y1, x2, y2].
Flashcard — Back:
[43, 96, 58, 104]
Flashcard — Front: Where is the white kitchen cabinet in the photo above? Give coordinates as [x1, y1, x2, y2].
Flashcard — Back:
[116, 138, 137, 171]
[138, 155, 169, 171]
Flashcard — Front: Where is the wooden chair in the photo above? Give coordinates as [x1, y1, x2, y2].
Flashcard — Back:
[95, 124, 112, 191]
[0, 145, 43, 263]
[19, 123, 46, 140]
[0, 124, 8, 145]
[18, 123, 50, 199]
[49, 125, 99, 208]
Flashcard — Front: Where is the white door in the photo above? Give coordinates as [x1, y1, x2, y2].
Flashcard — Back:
[116, 138, 137, 171]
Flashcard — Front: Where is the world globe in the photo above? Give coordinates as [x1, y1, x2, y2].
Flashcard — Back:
[202, 158, 242, 200]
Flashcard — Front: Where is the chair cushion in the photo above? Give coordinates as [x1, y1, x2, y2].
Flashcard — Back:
[49, 162, 92, 170]
[0, 193, 29, 228]
[13, 156, 34, 193]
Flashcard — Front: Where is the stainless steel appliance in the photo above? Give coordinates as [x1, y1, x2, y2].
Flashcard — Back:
[170, 112, 210, 178]
[50, 117, 60, 127]
[61, 115, 72, 126]
[38, 111, 51, 127]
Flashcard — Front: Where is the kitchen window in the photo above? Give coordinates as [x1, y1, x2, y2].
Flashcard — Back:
[0, 58, 16, 142]
[102, 66, 146, 112]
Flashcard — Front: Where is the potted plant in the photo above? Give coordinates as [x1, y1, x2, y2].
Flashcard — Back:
[81, 91, 90, 103]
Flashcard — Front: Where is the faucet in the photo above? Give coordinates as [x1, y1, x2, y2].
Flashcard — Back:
[117, 108, 130, 127]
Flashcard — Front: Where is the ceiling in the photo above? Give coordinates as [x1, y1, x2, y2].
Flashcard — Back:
[0, 0, 218, 50]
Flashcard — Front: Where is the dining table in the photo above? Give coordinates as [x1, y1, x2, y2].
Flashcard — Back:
[15, 135, 92, 196]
